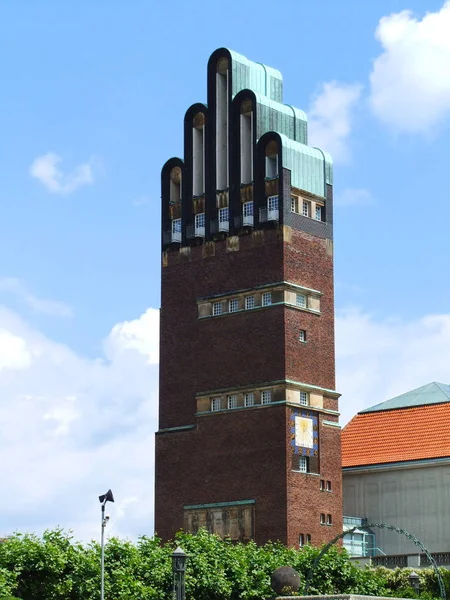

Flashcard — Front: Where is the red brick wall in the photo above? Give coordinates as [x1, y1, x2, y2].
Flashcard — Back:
[156, 227, 342, 546]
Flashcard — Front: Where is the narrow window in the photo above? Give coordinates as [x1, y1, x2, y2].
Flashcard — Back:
[265, 141, 278, 178]
[302, 200, 310, 217]
[296, 294, 307, 308]
[306, 534, 311, 544]
[291, 196, 298, 213]
[229, 298, 239, 313]
[327, 514, 333, 525]
[211, 397, 221, 412]
[299, 456, 308, 473]
[261, 390, 272, 404]
[193, 113, 205, 196]
[299, 533, 305, 547]
[244, 392, 254, 407]
[320, 513, 326, 525]
[240, 100, 253, 184]
[262, 292, 272, 306]
[212, 302, 222, 316]
[298, 330, 307, 343]
[216, 58, 229, 190]
[315, 204, 322, 221]
[245, 295, 255, 310]
[195, 212, 205, 237]
[218, 207, 229, 232]
[227, 394, 238, 409]
[171, 218, 182, 243]
[300, 391, 309, 406]
[320, 479, 325, 491]
[326, 481, 332, 492]
[243, 201, 253, 226]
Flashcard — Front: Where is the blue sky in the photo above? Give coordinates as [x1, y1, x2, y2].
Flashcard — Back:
[0, 0, 449, 541]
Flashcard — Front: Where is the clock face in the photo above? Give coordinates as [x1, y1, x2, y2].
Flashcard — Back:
[295, 416, 314, 449]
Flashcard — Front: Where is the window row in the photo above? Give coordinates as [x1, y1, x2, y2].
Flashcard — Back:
[320, 513, 333, 526]
[211, 389, 274, 412]
[291, 195, 324, 221]
[299, 533, 311, 547]
[199, 288, 320, 319]
[320, 480, 332, 492]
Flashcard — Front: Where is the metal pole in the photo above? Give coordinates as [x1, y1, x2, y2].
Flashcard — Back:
[101, 503, 105, 600]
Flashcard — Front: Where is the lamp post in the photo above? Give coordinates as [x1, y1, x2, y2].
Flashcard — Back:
[408, 571, 420, 595]
[98, 489, 114, 600]
[172, 546, 188, 600]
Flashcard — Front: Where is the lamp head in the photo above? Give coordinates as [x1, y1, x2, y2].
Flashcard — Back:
[99, 489, 115, 504]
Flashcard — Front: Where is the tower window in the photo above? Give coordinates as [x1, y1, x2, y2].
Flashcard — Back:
[227, 395, 238, 409]
[245, 295, 255, 310]
[326, 481, 332, 492]
[229, 298, 239, 313]
[268, 195, 279, 211]
[243, 201, 253, 226]
[211, 397, 222, 412]
[315, 205, 323, 221]
[213, 302, 223, 316]
[291, 196, 299, 213]
[299, 456, 308, 473]
[298, 330, 307, 343]
[219, 207, 229, 223]
[171, 218, 182, 243]
[302, 200, 310, 217]
[327, 514, 333, 525]
[306, 534, 311, 544]
[300, 391, 309, 406]
[296, 294, 307, 308]
[320, 479, 325, 491]
[320, 513, 326, 525]
[262, 292, 272, 306]
[244, 392, 254, 407]
[195, 212, 205, 237]
[261, 390, 272, 404]
[299, 533, 305, 547]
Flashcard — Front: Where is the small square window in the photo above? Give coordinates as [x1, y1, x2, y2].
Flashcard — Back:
[227, 395, 238, 409]
[326, 481, 332, 492]
[245, 295, 255, 310]
[320, 479, 325, 491]
[262, 292, 272, 306]
[306, 534, 311, 544]
[299, 456, 308, 472]
[327, 514, 333, 525]
[320, 513, 326, 525]
[195, 212, 205, 228]
[296, 294, 307, 308]
[172, 218, 182, 233]
[212, 302, 222, 316]
[315, 205, 322, 221]
[261, 390, 272, 404]
[268, 195, 279, 211]
[229, 298, 239, 313]
[244, 392, 255, 407]
[302, 200, 310, 217]
[211, 397, 221, 412]
[300, 391, 308, 406]
[219, 207, 229, 222]
[299, 533, 305, 547]
[299, 330, 307, 343]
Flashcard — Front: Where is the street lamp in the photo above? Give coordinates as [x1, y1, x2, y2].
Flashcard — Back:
[98, 489, 114, 600]
[408, 571, 420, 594]
[172, 546, 188, 600]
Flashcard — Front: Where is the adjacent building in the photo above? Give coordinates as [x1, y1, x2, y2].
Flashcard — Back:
[154, 48, 342, 547]
[343, 382, 450, 557]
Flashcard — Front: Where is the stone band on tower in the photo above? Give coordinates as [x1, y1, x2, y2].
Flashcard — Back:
[155, 48, 342, 547]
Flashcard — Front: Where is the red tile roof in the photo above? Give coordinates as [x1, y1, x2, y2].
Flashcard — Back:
[342, 402, 450, 467]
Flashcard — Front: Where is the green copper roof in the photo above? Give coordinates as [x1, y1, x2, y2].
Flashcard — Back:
[253, 92, 307, 144]
[227, 49, 283, 102]
[361, 382, 450, 413]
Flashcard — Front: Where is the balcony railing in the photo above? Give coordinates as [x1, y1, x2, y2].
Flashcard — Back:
[243, 214, 254, 226]
[186, 224, 205, 239]
[259, 207, 279, 223]
[163, 230, 182, 245]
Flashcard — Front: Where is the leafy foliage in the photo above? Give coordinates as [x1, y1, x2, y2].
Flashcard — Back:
[0, 527, 447, 599]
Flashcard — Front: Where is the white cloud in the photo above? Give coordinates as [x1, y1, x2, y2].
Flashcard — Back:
[30, 152, 94, 195]
[335, 188, 374, 207]
[0, 306, 159, 541]
[337, 308, 450, 425]
[370, 2, 450, 133]
[0, 277, 72, 317]
[308, 81, 362, 163]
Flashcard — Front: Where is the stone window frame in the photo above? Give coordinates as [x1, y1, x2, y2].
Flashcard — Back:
[299, 391, 309, 406]
[291, 186, 325, 222]
[211, 397, 221, 412]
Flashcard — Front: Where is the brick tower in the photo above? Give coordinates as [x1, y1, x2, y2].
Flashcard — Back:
[155, 48, 342, 547]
